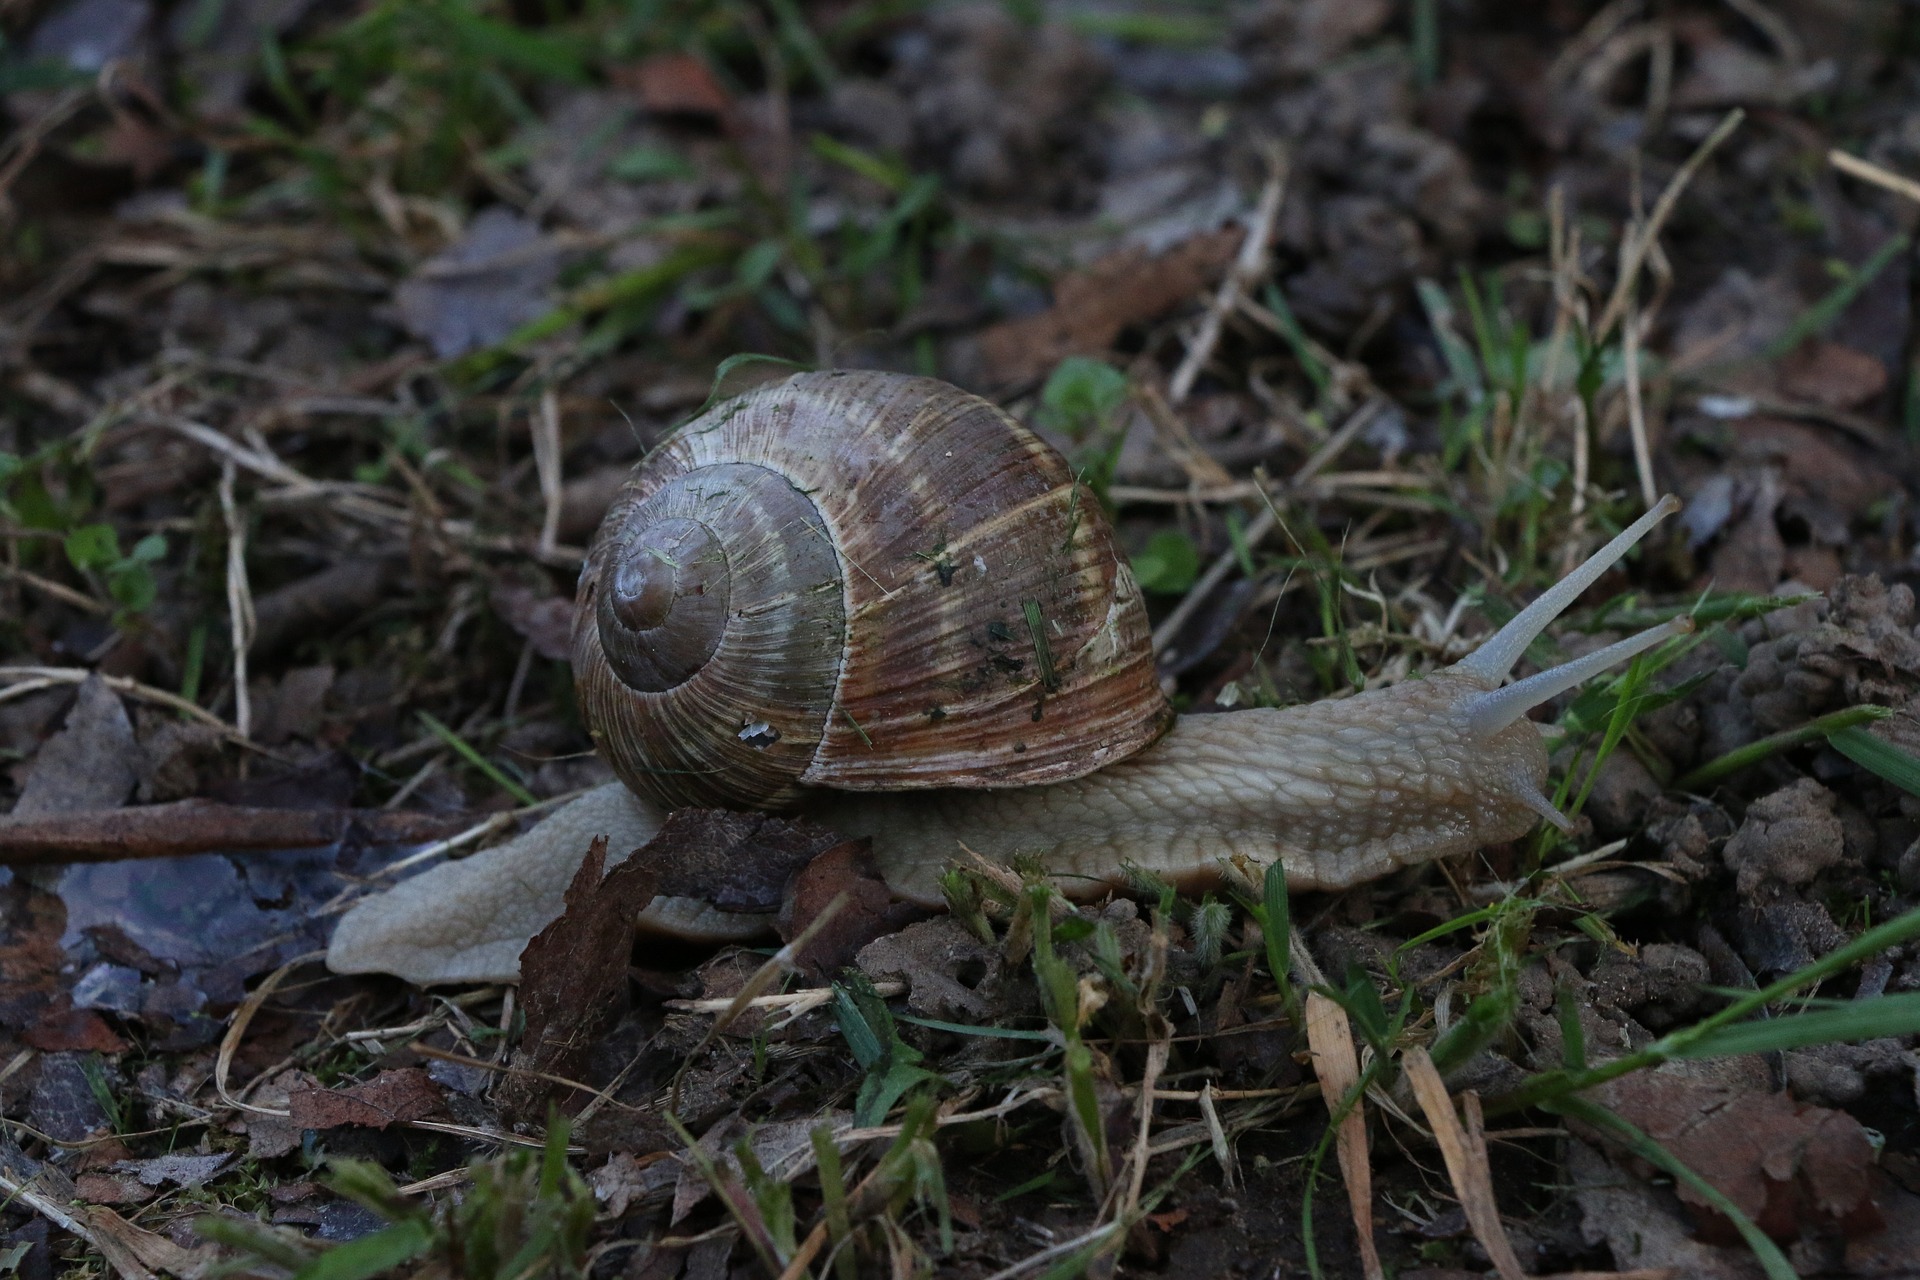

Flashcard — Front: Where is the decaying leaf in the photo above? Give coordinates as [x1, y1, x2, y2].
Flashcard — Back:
[287, 1068, 444, 1132]
[856, 918, 997, 1020]
[646, 809, 848, 913]
[1594, 1063, 1882, 1243]
[971, 228, 1242, 388]
[778, 838, 924, 978]
[496, 835, 655, 1122]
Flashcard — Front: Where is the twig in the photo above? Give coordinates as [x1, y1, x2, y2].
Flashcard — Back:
[0, 561, 107, 614]
[1829, 148, 1920, 206]
[0, 800, 477, 864]
[1169, 147, 1289, 405]
[0, 665, 244, 742]
[1593, 108, 1744, 343]
[218, 459, 255, 740]
[1622, 297, 1657, 507]
[665, 981, 905, 1016]
[1150, 398, 1383, 656]
[533, 387, 565, 560]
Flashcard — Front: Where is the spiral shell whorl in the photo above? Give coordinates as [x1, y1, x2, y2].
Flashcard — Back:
[574, 370, 1172, 812]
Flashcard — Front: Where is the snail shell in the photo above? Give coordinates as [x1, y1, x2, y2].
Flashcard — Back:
[572, 370, 1174, 811]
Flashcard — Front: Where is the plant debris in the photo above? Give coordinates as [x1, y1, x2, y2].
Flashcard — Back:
[5, 0, 1920, 1276]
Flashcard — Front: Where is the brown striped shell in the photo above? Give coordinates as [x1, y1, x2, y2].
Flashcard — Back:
[572, 370, 1174, 810]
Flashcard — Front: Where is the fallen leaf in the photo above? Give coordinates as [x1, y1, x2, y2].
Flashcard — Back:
[1779, 340, 1889, 410]
[495, 835, 655, 1123]
[615, 52, 735, 118]
[25, 1007, 128, 1054]
[287, 1068, 443, 1132]
[646, 809, 848, 913]
[589, 1150, 675, 1218]
[1594, 1064, 1882, 1243]
[26, 1052, 115, 1143]
[972, 227, 1242, 388]
[111, 1152, 231, 1189]
[777, 839, 924, 979]
[856, 918, 996, 1020]
[394, 207, 561, 358]
[75, 1172, 154, 1206]
[228, 1069, 318, 1158]
[7, 676, 139, 818]
[492, 584, 578, 661]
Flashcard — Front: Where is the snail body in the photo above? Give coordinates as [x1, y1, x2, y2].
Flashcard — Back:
[329, 372, 1686, 985]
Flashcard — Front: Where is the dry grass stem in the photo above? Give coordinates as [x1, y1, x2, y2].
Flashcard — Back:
[218, 458, 256, 740]
[1151, 397, 1384, 655]
[1829, 148, 1920, 205]
[1593, 108, 1743, 342]
[1169, 147, 1289, 405]
[1403, 1045, 1530, 1280]
[1304, 990, 1384, 1280]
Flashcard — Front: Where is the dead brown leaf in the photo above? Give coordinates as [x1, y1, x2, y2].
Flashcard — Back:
[1595, 1065, 1882, 1243]
[855, 918, 996, 1020]
[497, 835, 654, 1122]
[646, 809, 847, 914]
[287, 1067, 443, 1132]
[229, 1069, 319, 1158]
[25, 1007, 128, 1055]
[7, 676, 139, 818]
[615, 52, 736, 119]
[1778, 340, 1888, 410]
[492, 583, 578, 661]
[777, 839, 923, 979]
[972, 227, 1242, 388]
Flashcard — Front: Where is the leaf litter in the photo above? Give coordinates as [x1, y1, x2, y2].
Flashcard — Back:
[4, 0, 1920, 1276]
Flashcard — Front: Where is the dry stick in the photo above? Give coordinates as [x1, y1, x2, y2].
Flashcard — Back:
[1149, 398, 1383, 656]
[0, 800, 477, 864]
[0, 666, 244, 741]
[533, 386, 565, 560]
[1403, 1047, 1529, 1280]
[1622, 296, 1657, 508]
[1593, 108, 1744, 344]
[1169, 148, 1289, 406]
[1829, 148, 1920, 206]
[217, 458, 255, 741]
[0, 561, 107, 614]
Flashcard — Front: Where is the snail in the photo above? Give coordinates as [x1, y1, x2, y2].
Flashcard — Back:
[328, 370, 1688, 985]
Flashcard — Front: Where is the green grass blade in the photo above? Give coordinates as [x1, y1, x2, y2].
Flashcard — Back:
[291, 1219, 434, 1280]
[1550, 1097, 1795, 1280]
[1829, 724, 1920, 797]
[417, 711, 536, 806]
[1672, 991, 1920, 1059]
[1675, 705, 1892, 791]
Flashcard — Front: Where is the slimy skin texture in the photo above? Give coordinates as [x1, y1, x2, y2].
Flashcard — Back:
[814, 668, 1549, 906]
[326, 671, 1545, 985]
